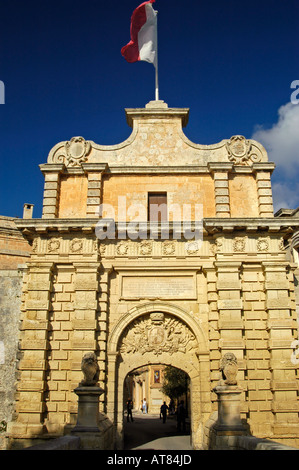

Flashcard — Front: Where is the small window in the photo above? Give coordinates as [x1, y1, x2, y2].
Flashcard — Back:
[148, 192, 167, 222]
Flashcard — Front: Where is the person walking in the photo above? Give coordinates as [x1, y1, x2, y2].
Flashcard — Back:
[177, 400, 186, 432]
[160, 401, 168, 424]
[142, 398, 147, 414]
[127, 398, 134, 422]
[169, 399, 175, 415]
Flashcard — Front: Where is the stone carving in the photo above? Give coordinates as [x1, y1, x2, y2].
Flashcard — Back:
[220, 353, 238, 385]
[162, 241, 175, 256]
[98, 243, 106, 256]
[32, 238, 38, 253]
[233, 237, 246, 252]
[257, 237, 269, 252]
[226, 135, 261, 165]
[70, 238, 83, 253]
[119, 313, 197, 357]
[116, 241, 129, 256]
[65, 137, 91, 166]
[80, 352, 100, 386]
[185, 241, 200, 255]
[47, 238, 60, 253]
[50, 136, 91, 166]
[139, 240, 153, 255]
[279, 238, 285, 252]
[210, 238, 223, 255]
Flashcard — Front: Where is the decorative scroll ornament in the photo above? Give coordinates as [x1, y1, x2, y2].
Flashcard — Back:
[51, 137, 91, 166]
[65, 137, 91, 166]
[226, 135, 260, 165]
[119, 313, 197, 357]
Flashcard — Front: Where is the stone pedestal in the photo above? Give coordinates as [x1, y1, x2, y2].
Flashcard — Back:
[214, 385, 246, 432]
[72, 386, 104, 433]
[211, 384, 247, 449]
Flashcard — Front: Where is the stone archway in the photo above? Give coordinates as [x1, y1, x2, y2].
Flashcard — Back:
[107, 302, 210, 450]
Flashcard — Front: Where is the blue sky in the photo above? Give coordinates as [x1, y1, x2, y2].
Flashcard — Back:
[0, 0, 298, 218]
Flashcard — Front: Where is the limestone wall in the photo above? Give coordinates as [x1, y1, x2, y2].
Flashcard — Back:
[0, 269, 24, 449]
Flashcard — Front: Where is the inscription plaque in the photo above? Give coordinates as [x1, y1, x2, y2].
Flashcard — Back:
[121, 275, 195, 299]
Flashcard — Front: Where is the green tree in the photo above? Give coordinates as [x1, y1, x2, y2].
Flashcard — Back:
[162, 366, 189, 402]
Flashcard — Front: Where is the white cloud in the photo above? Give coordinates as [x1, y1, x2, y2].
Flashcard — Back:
[251, 102, 299, 210]
[271, 181, 299, 212]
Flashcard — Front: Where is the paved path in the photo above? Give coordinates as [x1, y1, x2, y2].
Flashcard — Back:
[124, 412, 192, 450]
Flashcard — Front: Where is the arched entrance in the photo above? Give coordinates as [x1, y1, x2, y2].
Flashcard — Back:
[107, 302, 210, 449]
[123, 364, 191, 450]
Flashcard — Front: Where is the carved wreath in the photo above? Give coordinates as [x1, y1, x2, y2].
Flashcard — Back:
[70, 238, 83, 253]
[257, 238, 269, 252]
[48, 238, 60, 253]
[233, 237, 246, 252]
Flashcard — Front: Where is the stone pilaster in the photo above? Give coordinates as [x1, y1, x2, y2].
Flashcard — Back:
[203, 265, 220, 397]
[242, 262, 272, 435]
[208, 163, 232, 218]
[40, 164, 65, 219]
[45, 263, 76, 433]
[263, 261, 299, 437]
[98, 265, 112, 412]
[82, 164, 107, 218]
[216, 262, 244, 383]
[254, 169, 274, 217]
[8, 262, 54, 438]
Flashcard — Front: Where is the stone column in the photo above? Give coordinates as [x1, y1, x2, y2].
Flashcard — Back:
[39, 164, 65, 219]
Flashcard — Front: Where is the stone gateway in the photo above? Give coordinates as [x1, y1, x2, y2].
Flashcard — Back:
[2, 100, 299, 449]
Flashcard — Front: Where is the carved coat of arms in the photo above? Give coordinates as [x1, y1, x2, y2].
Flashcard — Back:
[226, 135, 260, 165]
[119, 313, 197, 357]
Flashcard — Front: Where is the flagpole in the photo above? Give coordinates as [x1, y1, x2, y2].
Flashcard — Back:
[155, 63, 159, 101]
[155, 10, 159, 101]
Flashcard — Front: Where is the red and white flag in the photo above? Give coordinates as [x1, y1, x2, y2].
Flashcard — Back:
[121, 0, 158, 67]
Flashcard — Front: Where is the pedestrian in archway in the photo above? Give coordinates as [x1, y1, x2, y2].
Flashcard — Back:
[160, 401, 168, 424]
[177, 400, 186, 432]
[169, 399, 175, 415]
[142, 398, 147, 414]
[127, 398, 134, 422]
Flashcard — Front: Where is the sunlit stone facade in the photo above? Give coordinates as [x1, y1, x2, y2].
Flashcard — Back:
[6, 101, 299, 449]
